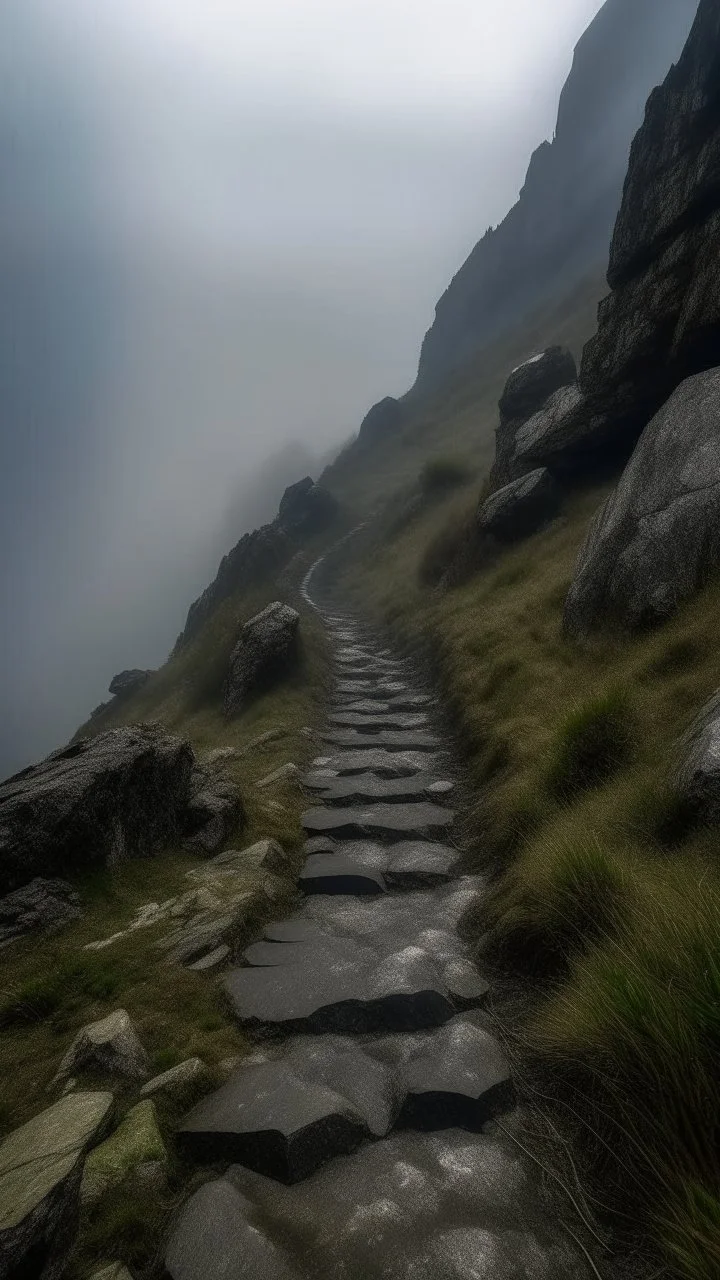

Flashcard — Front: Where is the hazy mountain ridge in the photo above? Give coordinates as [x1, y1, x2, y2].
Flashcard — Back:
[412, 0, 698, 394]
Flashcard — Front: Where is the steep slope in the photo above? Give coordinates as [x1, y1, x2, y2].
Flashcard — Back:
[413, 0, 698, 394]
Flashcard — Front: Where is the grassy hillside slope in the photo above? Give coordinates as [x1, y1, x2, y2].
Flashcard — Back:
[0, 570, 332, 1275]
[324, 286, 720, 1278]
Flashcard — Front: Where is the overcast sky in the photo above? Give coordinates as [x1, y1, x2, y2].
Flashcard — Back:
[0, 0, 609, 776]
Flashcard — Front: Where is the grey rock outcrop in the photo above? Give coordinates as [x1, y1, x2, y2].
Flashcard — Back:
[414, 0, 697, 392]
[357, 397, 405, 446]
[565, 369, 720, 635]
[499, 348, 577, 426]
[477, 469, 559, 544]
[0, 1091, 113, 1280]
[0, 726, 195, 894]
[578, 0, 720, 453]
[675, 689, 720, 825]
[178, 524, 292, 650]
[52, 1010, 149, 1088]
[0, 878, 81, 948]
[108, 669, 153, 698]
[493, 349, 577, 482]
[183, 765, 245, 855]
[277, 478, 338, 536]
[224, 603, 300, 718]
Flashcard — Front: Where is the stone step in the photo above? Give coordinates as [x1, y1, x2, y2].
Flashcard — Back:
[224, 881, 484, 1036]
[301, 803, 454, 842]
[165, 1125, 584, 1280]
[311, 749, 437, 778]
[328, 711, 429, 731]
[302, 838, 459, 887]
[303, 771, 451, 807]
[299, 854, 387, 895]
[176, 1014, 513, 1184]
[322, 729, 441, 751]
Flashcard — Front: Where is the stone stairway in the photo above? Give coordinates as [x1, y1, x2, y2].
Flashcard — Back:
[163, 569, 591, 1279]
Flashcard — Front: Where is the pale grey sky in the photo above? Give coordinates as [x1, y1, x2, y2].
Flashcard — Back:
[1, 0, 612, 774]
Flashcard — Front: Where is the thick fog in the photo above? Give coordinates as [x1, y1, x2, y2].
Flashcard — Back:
[1, 0, 624, 776]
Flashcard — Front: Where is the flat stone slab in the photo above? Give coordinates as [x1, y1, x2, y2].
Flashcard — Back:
[303, 772, 451, 806]
[177, 1014, 511, 1184]
[328, 711, 429, 731]
[322, 729, 441, 751]
[302, 803, 454, 842]
[166, 1128, 584, 1280]
[177, 1038, 395, 1182]
[312, 749, 437, 778]
[299, 854, 387, 896]
[337, 699, 393, 715]
[224, 881, 483, 1035]
[323, 839, 459, 886]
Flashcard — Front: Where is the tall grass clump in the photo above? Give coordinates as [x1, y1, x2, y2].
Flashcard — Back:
[485, 832, 628, 974]
[545, 688, 635, 799]
[532, 867, 720, 1278]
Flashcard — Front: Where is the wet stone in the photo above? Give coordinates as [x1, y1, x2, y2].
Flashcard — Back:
[299, 854, 387, 896]
[167, 1128, 585, 1280]
[224, 882, 483, 1036]
[302, 802, 454, 842]
[303, 772, 448, 806]
[328, 711, 429, 731]
[313, 748, 437, 778]
[322, 729, 441, 751]
[177, 1038, 395, 1182]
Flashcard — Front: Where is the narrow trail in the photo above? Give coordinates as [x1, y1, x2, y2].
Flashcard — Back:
[164, 555, 592, 1279]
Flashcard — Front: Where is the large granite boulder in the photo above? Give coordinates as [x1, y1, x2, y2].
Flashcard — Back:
[0, 1091, 113, 1280]
[477, 468, 559, 544]
[565, 369, 720, 635]
[577, 0, 720, 457]
[108, 669, 153, 698]
[499, 347, 577, 428]
[675, 689, 720, 825]
[276, 478, 338, 537]
[183, 765, 245, 855]
[0, 878, 81, 948]
[0, 726, 195, 894]
[224, 603, 300, 718]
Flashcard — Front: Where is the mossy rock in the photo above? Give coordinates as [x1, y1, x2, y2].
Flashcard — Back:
[81, 1100, 166, 1208]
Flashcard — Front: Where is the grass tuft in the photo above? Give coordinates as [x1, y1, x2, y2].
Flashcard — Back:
[545, 689, 635, 799]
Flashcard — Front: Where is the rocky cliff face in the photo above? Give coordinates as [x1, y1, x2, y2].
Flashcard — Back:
[413, 0, 697, 394]
[176, 479, 338, 649]
[580, 0, 720, 437]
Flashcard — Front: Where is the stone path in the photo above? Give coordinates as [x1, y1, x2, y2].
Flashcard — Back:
[165, 567, 592, 1279]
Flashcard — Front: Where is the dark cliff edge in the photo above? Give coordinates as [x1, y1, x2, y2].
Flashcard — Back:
[412, 0, 697, 396]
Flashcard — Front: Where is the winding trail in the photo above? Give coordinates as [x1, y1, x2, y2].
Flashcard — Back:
[164, 556, 591, 1279]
